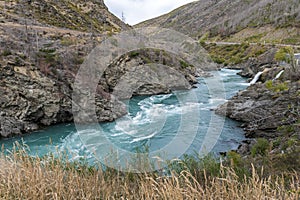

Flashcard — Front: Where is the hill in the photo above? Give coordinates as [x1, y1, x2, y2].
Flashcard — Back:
[138, 0, 300, 44]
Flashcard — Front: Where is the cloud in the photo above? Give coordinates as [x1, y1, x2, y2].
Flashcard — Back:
[104, 0, 196, 25]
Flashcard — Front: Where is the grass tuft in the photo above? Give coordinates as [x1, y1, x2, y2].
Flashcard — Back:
[0, 144, 299, 199]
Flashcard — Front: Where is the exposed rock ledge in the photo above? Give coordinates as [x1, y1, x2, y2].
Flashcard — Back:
[216, 64, 300, 155]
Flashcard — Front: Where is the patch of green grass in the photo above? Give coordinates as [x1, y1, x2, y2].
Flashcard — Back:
[129, 51, 140, 57]
[277, 125, 296, 135]
[245, 33, 266, 43]
[204, 43, 267, 65]
[265, 80, 289, 92]
[282, 36, 300, 45]
[180, 60, 190, 68]
[61, 37, 77, 46]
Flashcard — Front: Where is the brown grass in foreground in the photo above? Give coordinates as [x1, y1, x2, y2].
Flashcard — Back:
[0, 147, 299, 200]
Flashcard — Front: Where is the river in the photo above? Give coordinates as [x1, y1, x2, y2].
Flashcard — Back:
[0, 69, 249, 164]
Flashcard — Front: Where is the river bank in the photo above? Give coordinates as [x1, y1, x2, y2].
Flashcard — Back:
[215, 48, 300, 162]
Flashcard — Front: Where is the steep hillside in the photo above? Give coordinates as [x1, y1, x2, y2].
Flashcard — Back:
[0, 0, 130, 138]
[138, 0, 300, 44]
[0, 0, 127, 33]
[0, 1, 210, 138]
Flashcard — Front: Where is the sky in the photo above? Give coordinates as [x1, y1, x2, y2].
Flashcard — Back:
[103, 0, 196, 25]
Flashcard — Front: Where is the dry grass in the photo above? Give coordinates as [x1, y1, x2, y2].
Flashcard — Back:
[0, 145, 299, 200]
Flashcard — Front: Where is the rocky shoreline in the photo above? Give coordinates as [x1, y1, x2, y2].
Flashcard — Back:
[216, 49, 300, 156]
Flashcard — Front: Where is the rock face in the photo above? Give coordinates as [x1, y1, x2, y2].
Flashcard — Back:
[216, 65, 300, 155]
[101, 49, 207, 99]
[0, 1, 213, 138]
[237, 48, 278, 78]
[0, 61, 127, 137]
[0, 0, 127, 138]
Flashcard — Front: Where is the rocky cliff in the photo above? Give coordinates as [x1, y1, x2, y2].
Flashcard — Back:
[0, 1, 212, 138]
[216, 54, 300, 155]
[0, 0, 130, 138]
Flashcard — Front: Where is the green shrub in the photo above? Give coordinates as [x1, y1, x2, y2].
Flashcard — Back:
[265, 80, 273, 89]
[227, 151, 243, 167]
[265, 81, 288, 92]
[180, 60, 190, 68]
[1, 49, 12, 56]
[129, 51, 139, 57]
[251, 138, 270, 157]
[37, 48, 57, 64]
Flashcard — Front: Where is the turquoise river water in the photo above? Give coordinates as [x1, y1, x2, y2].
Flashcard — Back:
[0, 69, 249, 164]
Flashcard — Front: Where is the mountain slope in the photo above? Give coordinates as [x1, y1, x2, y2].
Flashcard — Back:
[138, 0, 300, 44]
[0, 1, 209, 138]
[0, 0, 130, 138]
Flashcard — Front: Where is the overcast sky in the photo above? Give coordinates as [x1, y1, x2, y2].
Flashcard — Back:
[104, 0, 196, 25]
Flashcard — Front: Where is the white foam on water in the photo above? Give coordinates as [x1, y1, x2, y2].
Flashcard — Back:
[208, 98, 228, 105]
[113, 93, 203, 145]
[130, 131, 158, 143]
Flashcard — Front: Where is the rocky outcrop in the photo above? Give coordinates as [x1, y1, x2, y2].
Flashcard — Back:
[216, 66, 300, 155]
[101, 49, 209, 99]
[0, 61, 127, 137]
[237, 48, 278, 78]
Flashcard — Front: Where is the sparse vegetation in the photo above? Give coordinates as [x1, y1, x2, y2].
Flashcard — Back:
[265, 80, 289, 92]
[61, 37, 77, 46]
[204, 43, 267, 65]
[179, 60, 190, 68]
[37, 48, 57, 64]
[1, 49, 12, 56]
[129, 51, 140, 57]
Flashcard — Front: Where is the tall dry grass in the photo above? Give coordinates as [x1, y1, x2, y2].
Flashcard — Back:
[0, 145, 299, 200]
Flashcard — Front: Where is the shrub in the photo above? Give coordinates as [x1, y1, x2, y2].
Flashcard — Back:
[129, 51, 139, 57]
[61, 37, 76, 46]
[1, 49, 12, 56]
[265, 81, 289, 92]
[227, 151, 243, 167]
[265, 80, 273, 89]
[180, 60, 190, 68]
[251, 138, 270, 157]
